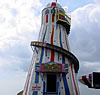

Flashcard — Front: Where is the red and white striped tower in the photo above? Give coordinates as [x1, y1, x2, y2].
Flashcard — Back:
[22, 2, 80, 95]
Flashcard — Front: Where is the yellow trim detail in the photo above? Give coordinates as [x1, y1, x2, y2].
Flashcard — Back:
[56, 12, 71, 26]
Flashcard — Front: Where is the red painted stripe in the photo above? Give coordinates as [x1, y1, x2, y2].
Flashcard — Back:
[64, 31, 78, 95]
[52, 15, 54, 22]
[89, 74, 92, 77]
[50, 25, 54, 62]
[51, 2, 56, 7]
[46, 15, 48, 23]
[82, 76, 86, 79]
[62, 15, 64, 20]
[51, 25, 54, 44]
[50, 50, 54, 62]
[59, 14, 61, 19]
[71, 64, 78, 95]
[25, 57, 35, 95]
[25, 77, 30, 95]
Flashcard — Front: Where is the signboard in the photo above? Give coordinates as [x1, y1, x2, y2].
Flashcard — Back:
[32, 84, 41, 91]
[41, 63, 62, 72]
[35, 62, 68, 73]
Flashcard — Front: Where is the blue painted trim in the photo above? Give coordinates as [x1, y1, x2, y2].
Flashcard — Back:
[42, 26, 47, 42]
[64, 16, 66, 20]
[39, 48, 44, 63]
[62, 56, 65, 64]
[62, 73, 70, 95]
[62, 55, 70, 95]
[89, 76, 92, 80]
[59, 28, 70, 95]
[33, 91, 38, 95]
[35, 72, 39, 83]
[59, 30, 63, 48]
[43, 81, 45, 95]
[39, 26, 47, 63]
[57, 82, 59, 95]
[35, 26, 47, 84]
[62, 57, 70, 95]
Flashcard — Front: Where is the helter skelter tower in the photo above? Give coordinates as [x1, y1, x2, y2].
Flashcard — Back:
[22, 2, 80, 95]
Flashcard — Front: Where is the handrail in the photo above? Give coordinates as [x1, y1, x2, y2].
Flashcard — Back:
[56, 12, 71, 26]
[31, 41, 79, 73]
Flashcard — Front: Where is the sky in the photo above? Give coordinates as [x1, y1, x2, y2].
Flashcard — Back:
[0, 0, 100, 95]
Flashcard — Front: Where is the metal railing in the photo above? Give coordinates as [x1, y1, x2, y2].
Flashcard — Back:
[56, 12, 71, 26]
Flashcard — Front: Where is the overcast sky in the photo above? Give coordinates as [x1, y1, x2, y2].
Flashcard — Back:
[0, 0, 100, 95]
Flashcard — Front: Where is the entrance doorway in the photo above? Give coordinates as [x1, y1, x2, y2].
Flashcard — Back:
[47, 74, 56, 92]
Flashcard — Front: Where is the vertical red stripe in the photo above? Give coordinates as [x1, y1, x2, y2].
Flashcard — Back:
[59, 14, 61, 19]
[51, 25, 54, 44]
[89, 74, 92, 77]
[51, 50, 54, 62]
[62, 15, 64, 20]
[82, 76, 86, 79]
[50, 25, 54, 62]
[46, 15, 48, 23]
[25, 57, 35, 95]
[64, 30, 78, 95]
[71, 64, 78, 95]
[51, 2, 56, 7]
[52, 15, 54, 22]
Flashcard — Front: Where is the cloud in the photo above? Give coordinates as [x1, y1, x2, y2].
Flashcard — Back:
[0, 70, 27, 95]
[70, 3, 100, 63]
[93, 0, 100, 3]
[0, 0, 42, 71]
[0, 0, 42, 95]
[69, 2, 100, 95]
